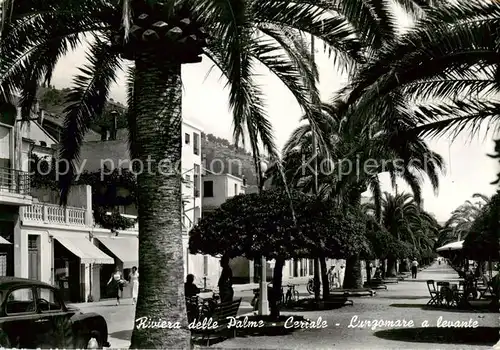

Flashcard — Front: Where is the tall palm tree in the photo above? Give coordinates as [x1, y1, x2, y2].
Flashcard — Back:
[0, 0, 363, 347]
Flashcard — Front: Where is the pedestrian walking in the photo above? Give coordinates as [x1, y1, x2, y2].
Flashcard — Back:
[107, 266, 125, 306]
[129, 266, 139, 305]
[411, 258, 419, 279]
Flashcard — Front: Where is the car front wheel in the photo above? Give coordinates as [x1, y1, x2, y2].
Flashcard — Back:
[76, 330, 102, 349]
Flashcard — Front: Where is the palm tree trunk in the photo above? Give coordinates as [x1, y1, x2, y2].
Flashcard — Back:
[343, 255, 363, 289]
[270, 257, 285, 319]
[320, 257, 329, 299]
[365, 260, 371, 284]
[129, 53, 190, 348]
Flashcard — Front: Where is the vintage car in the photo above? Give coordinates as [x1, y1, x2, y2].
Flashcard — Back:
[0, 277, 110, 349]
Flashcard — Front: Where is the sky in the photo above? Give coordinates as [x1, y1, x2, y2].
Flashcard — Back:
[48, 8, 499, 223]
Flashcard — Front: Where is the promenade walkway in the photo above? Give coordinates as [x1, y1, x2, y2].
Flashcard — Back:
[72, 262, 498, 349]
[218, 261, 498, 349]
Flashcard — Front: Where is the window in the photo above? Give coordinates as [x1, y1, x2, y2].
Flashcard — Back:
[234, 183, 238, 195]
[194, 164, 200, 197]
[185, 133, 190, 144]
[6, 288, 34, 314]
[36, 287, 62, 312]
[185, 174, 191, 187]
[193, 133, 200, 155]
[204, 181, 214, 197]
[39, 141, 47, 147]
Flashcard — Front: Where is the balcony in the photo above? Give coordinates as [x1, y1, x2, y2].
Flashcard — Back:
[0, 167, 32, 206]
[21, 203, 87, 227]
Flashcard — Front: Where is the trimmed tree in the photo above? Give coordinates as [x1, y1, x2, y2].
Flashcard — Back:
[189, 190, 367, 316]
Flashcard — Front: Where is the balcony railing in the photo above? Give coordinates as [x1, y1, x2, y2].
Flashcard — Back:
[21, 203, 86, 226]
[0, 167, 30, 195]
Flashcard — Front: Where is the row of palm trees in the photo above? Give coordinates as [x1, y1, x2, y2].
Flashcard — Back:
[1, 0, 498, 347]
[438, 193, 490, 246]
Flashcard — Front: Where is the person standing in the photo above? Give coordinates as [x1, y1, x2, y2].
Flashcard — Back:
[129, 266, 139, 305]
[411, 258, 419, 279]
[218, 256, 234, 303]
[327, 265, 335, 287]
[107, 267, 124, 306]
[184, 274, 200, 297]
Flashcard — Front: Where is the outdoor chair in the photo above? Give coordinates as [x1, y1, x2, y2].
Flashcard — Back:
[478, 275, 493, 299]
[426, 280, 441, 306]
[191, 298, 242, 346]
[186, 296, 201, 323]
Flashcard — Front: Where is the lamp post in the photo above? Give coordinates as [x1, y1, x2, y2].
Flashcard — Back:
[258, 160, 269, 315]
[110, 110, 118, 140]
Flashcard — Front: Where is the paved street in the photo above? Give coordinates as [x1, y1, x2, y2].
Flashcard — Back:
[71, 262, 499, 349]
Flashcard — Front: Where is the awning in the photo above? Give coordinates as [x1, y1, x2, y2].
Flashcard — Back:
[436, 240, 464, 252]
[0, 237, 11, 245]
[52, 233, 114, 265]
[96, 237, 138, 269]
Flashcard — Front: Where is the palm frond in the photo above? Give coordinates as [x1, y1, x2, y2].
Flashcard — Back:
[59, 36, 121, 204]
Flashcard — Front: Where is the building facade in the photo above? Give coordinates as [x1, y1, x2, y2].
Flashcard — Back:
[0, 105, 131, 303]
[76, 119, 220, 290]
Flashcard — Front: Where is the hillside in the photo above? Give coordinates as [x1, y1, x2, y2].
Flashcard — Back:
[38, 86, 261, 185]
[37, 86, 128, 136]
[202, 136, 259, 186]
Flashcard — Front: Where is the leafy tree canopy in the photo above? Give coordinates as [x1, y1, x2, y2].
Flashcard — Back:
[463, 192, 500, 260]
[189, 190, 368, 260]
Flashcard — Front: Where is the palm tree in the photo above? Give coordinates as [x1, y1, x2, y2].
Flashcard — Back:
[0, 0, 363, 347]
[268, 99, 443, 290]
[379, 192, 439, 276]
[445, 193, 490, 240]
[343, 1, 500, 142]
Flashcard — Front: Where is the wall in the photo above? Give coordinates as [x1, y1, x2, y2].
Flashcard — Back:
[15, 228, 52, 284]
[202, 174, 245, 209]
[181, 121, 202, 232]
[225, 174, 245, 198]
[202, 174, 227, 208]
[31, 185, 91, 210]
[21, 121, 57, 148]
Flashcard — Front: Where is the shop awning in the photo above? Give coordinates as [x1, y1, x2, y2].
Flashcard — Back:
[52, 233, 114, 265]
[0, 237, 11, 245]
[96, 237, 138, 269]
[436, 240, 464, 252]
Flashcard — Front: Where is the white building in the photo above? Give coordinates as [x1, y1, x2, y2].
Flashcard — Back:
[180, 120, 219, 289]
[202, 173, 246, 211]
[0, 105, 130, 303]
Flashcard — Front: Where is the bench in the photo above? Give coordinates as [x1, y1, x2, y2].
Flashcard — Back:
[191, 298, 242, 346]
[397, 273, 410, 281]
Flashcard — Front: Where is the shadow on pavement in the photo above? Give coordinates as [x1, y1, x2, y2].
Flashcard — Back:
[378, 296, 429, 300]
[110, 329, 132, 341]
[374, 327, 499, 345]
[390, 303, 499, 313]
